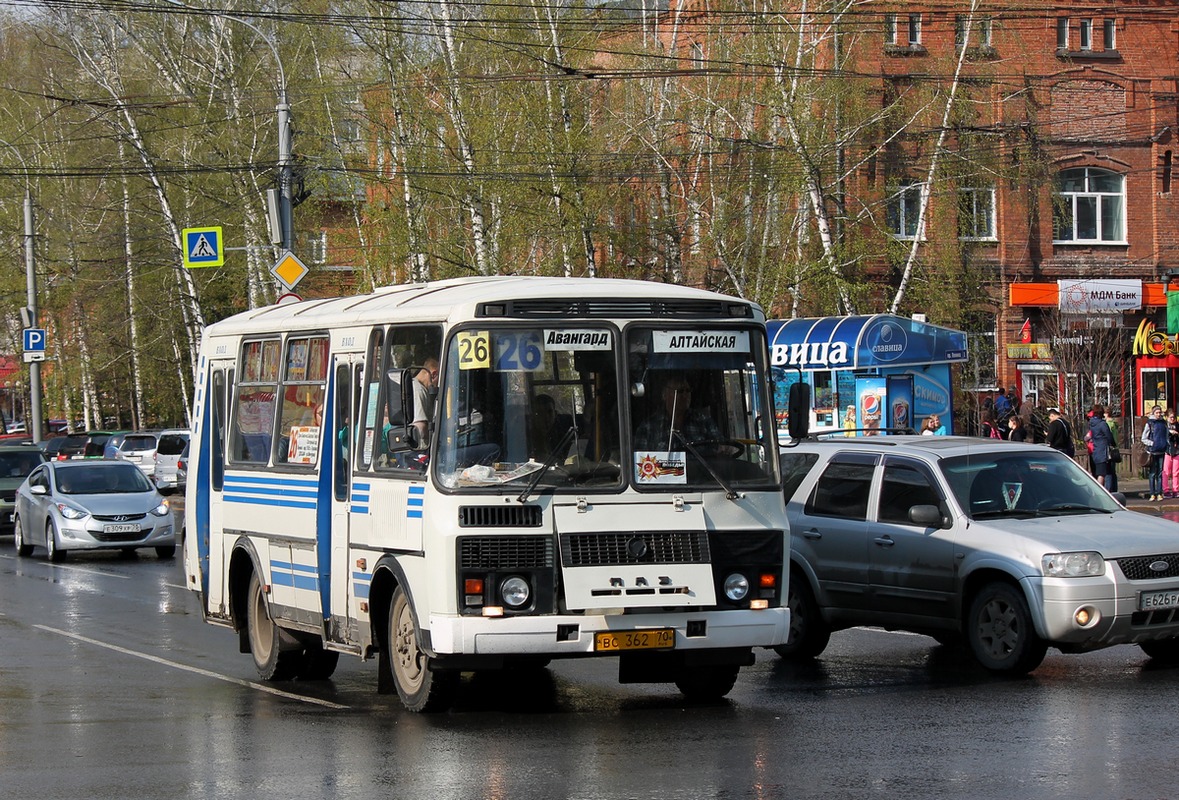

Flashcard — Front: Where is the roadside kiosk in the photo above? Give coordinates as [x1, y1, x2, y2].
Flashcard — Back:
[768, 315, 968, 437]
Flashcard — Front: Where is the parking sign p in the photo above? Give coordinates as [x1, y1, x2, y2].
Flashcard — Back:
[23, 328, 45, 352]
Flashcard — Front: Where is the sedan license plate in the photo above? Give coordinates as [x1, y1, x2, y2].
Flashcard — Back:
[1139, 589, 1179, 612]
[594, 628, 675, 652]
[103, 523, 140, 534]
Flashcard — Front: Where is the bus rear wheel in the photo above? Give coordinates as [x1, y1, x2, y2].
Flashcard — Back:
[387, 586, 458, 713]
[246, 572, 300, 681]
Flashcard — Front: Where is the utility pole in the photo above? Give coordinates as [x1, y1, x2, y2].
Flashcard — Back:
[24, 190, 42, 444]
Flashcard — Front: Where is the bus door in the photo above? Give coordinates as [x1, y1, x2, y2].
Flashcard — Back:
[329, 356, 364, 642]
[196, 361, 231, 613]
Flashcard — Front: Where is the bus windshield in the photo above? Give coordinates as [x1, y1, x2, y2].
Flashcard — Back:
[626, 326, 777, 490]
[435, 326, 623, 490]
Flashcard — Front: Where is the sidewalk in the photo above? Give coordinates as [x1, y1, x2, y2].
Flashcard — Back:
[1117, 475, 1179, 516]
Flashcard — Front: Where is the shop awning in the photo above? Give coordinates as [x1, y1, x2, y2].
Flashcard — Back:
[767, 315, 968, 371]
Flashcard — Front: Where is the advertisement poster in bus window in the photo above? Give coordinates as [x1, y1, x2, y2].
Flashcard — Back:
[288, 425, 320, 464]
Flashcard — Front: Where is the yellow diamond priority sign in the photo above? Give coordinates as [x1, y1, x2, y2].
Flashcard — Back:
[271, 250, 309, 291]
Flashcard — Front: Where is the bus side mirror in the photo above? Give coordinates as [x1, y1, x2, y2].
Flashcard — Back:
[788, 383, 811, 441]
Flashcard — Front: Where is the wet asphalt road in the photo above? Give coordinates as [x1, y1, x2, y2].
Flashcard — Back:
[4, 536, 1179, 800]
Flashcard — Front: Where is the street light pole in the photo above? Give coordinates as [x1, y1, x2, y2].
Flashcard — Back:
[164, 0, 293, 250]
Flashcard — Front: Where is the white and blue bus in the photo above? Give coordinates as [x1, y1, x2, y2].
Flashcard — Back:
[184, 276, 788, 711]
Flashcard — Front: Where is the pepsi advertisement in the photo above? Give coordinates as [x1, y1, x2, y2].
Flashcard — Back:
[856, 377, 887, 436]
[886, 374, 915, 434]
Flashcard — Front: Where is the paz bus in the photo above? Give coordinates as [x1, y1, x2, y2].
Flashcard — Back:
[183, 276, 789, 712]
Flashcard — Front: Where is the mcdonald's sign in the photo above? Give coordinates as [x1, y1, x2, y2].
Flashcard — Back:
[1132, 319, 1179, 357]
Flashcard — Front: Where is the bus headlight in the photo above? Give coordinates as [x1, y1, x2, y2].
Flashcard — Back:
[500, 576, 531, 608]
[723, 573, 750, 601]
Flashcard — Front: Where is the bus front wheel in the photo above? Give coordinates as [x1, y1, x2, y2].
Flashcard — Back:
[246, 572, 301, 681]
[387, 586, 458, 713]
[673, 663, 740, 702]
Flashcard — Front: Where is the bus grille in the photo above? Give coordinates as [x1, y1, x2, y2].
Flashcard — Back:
[477, 298, 739, 320]
[1118, 554, 1179, 581]
[458, 505, 543, 528]
[458, 536, 554, 569]
[559, 531, 710, 566]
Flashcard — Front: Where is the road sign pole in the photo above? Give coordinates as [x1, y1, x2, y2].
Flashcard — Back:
[25, 192, 41, 444]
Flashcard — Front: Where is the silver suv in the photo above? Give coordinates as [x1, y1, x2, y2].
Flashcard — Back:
[779, 435, 1179, 674]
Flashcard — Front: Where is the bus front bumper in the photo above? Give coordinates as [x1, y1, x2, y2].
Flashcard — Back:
[427, 607, 790, 656]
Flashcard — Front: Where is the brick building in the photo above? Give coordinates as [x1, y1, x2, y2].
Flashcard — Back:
[837, 2, 1179, 419]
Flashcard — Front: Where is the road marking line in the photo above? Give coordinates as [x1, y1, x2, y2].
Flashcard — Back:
[33, 624, 349, 710]
[0, 555, 132, 579]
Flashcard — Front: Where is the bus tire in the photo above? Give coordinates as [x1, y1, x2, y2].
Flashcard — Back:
[297, 642, 340, 681]
[387, 586, 458, 713]
[246, 572, 300, 681]
[673, 663, 740, 702]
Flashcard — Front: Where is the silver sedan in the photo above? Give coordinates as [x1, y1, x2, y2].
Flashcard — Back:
[13, 460, 175, 561]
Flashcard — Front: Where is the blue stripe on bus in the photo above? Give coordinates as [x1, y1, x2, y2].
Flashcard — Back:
[353, 582, 370, 599]
[407, 509, 423, 519]
[226, 474, 319, 487]
[407, 497, 423, 507]
[351, 506, 369, 515]
[226, 495, 317, 510]
[408, 485, 425, 496]
[270, 561, 319, 592]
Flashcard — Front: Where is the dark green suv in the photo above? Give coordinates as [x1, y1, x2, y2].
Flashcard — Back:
[0, 444, 46, 534]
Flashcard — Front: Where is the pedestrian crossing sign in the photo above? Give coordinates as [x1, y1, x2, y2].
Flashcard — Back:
[182, 226, 224, 268]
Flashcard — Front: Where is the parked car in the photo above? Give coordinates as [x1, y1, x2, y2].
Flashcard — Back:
[0, 444, 47, 535]
[175, 440, 189, 487]
[152, 429, 190, 493]
[43, 434, 89, 460]
[114, 432, 160, 476]
[76, 431, 125, 459]
[778, 435, 1179, 674]
[103, 432, 129, 459]
[13, 460, 175, 560]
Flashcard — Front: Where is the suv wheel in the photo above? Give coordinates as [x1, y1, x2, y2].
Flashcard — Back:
[966, 582, 1046, 674]
[773, 571, 831, 660]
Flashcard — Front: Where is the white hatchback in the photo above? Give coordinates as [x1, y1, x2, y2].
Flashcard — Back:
[115, 432, 159, 476]
[152, 429, 190, 493]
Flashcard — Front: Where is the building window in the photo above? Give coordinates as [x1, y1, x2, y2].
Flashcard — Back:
[907, 14, 922, 45]
[1053, 167, 1125, 244]
[959, 187, 996, 240]
[956, 15, 993, 50]
[884, 13, 897, 45]
[1103, 18, 1116, 50]
[308, 230, 328, 265]
[1056, 17, 1069, 49]
[1079, 19, 1092, 50]
[887, 181, 924, 239]
[690, 41, 704, 68]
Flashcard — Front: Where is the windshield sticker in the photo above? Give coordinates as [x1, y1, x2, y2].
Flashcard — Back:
[652, 330, 750, 354]
[635, 451, 687, 484]
[493, 331, 544, 372]
[457, 330, 491, 370]
[544, 329, 611, 351]
[1002, 482, 1023, 510]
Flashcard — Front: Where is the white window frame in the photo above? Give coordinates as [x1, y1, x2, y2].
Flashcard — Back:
[1056, 17, 1070, 49]
[907, 14, 922, 45]
[885, 13, 898, 45]
[1053, 167, 1126, 245]
[959, 187, 996, 241]
[887, 181, 925, 240]
[1103, 18, 1116, 50]
[1079, 19, 1092, 51]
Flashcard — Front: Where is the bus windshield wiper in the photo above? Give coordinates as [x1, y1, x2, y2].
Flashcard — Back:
[516, 427, 577, 503]
[673, 430, 739, 500]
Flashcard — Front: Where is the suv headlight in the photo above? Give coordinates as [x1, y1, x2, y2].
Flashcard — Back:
[1042, 551, 1105, 577]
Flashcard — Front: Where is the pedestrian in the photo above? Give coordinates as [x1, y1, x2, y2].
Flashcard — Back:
[920, 416, 936, 435]
[842, 405, 856, 437]
[1007, 415, 1028, 443]
[1164, 409, 1179, 499]
[1045, 408, 1074, 456]
[994, 387, 1012, 423]
[1142, 405, 1168, 501]
[929, 414, 946, 435]
[980, 410, 1002, 440]
[1086, 404, 1115, 492]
